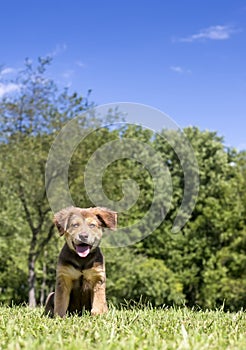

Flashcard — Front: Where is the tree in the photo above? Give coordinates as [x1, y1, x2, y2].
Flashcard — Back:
[66, 124, 246, 310]
[135, 127, 246, 310]
[1, 60, 245, 310]
[0, 57, 92, 306]
[104, 247, 184, 306]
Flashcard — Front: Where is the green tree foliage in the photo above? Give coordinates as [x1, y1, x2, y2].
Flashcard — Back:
[104, 248, 184, 306]
[135, 128, 246, 310]
[0, 59, 245, 310]
[0, 58, 96, 306]
[68, 124, 246, 310]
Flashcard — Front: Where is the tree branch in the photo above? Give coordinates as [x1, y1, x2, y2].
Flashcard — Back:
[35, 223, 55, 260]
[18, 183, 35, 233]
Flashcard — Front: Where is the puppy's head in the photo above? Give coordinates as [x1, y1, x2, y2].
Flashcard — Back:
[54, 206, 117, 258]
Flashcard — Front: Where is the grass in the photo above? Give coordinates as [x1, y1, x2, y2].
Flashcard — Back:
[0, 304, 246, 350]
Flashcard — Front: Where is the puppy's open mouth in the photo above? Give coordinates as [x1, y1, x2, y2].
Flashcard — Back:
[74, 243, 92, 258]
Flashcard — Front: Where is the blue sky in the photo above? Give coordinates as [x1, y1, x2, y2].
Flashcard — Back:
[0, 0, 245, 149]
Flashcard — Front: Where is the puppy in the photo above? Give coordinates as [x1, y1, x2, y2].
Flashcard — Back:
[44, 206, 117, 317]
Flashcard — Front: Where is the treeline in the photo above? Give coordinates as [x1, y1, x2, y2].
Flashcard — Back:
[0, 59, 245, 311]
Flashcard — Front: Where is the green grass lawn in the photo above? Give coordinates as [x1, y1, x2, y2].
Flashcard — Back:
[0, 304, 245, 350]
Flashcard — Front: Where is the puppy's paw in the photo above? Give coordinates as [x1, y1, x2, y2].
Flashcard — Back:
[91, 304, 108, 316]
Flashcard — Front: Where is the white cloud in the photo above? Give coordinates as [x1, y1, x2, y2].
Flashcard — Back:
[0, 83, 20, 97]
[76, 61, 86, 68]
[48, 43, 67, 57]
[170, 66, 191, 74]
[62, 69, 74, 79]
[170, 66, 183, 73]
[0, 67, 15, 76]
[180, 25, 237, 42]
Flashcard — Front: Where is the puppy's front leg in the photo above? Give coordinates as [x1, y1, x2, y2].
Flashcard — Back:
[91, 278, 108, 316]
[54, 274, 72, 318]
[83, 265, 108, 316]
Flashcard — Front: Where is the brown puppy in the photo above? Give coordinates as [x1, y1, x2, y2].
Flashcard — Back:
[44, 206, 117, 317]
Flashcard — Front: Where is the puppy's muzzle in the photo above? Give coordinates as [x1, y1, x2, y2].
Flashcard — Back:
[72, 232, 94, 258]
[78, 233, 89, 242]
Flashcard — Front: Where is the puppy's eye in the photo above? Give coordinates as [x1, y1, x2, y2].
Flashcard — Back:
[89, 223, 96, 229]
[72, 223, 80, 228]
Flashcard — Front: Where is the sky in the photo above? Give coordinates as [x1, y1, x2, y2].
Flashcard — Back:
[0, 0, 245, 150]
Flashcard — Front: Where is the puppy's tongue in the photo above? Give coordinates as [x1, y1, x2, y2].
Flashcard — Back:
[76, 245, 91, 258]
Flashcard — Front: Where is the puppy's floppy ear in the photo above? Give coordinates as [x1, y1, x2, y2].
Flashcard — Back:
[90, 207, 117, 230]
[53, 207, 74, 236]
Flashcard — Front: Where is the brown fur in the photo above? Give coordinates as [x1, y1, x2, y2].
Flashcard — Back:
[44, 206, 117, 317]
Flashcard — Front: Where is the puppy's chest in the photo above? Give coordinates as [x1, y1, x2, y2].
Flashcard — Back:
[59, 262, 105, 287]
[58, 246, 105, 286]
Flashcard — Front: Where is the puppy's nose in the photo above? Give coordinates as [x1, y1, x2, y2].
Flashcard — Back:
[79, 233, 88, 241]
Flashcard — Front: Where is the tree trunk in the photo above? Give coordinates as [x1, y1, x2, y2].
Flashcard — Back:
[28, 253, 36, 307]
[40, 250, 47, 306]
